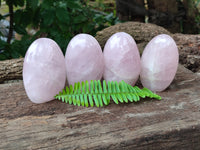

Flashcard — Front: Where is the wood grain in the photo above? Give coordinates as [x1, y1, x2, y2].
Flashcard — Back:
[0, 58, 23, 83]
[0, 65, 200, 150]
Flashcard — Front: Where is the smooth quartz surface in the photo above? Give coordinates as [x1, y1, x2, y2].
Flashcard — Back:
[65, 34, 104, 86]
[140, 34, 179, 92]
[23, 38, 66, 103]
[103, 32, 141, 85]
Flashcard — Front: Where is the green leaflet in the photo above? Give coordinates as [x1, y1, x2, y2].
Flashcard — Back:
[54, 80, 161, 107]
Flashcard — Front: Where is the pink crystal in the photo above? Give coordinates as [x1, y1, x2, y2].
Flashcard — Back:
[65, 34, 104, 86]
[140, 34, 179, 92]
[23, 38, 66, 103]
[103, 32, 141, 85]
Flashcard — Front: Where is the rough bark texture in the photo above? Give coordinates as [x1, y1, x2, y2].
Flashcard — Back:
[147, 0, 181, 33]
[116, 0, 199, 33]
[1, 22, 200, 82]
[181, 0, 199, 34]
[0, 64, 200, 149]
[0, 58, 23, 83]
[172, 33, 200, 72]
[116, 0, 146, 22]
[95, 22, 171, 51]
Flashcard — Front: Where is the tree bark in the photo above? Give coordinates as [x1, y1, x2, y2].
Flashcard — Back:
[172, 33, 200, 72]
[0, 58, 23, 83]
[7, 1, 14, 44]
[182, 0, 199, 34]
[116, 0, 199, 34]
[1, 22, 200, 82]
[148, 0, 199, 34]
[147, 0, 181, 33]
[95, 22, 171, 50]
[116, 0, 146, 22]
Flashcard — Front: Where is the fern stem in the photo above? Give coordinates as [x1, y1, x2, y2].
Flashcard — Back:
[55, 80, 161, 107]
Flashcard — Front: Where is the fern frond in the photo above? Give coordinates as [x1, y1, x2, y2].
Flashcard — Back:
[55, 80, 161, 107]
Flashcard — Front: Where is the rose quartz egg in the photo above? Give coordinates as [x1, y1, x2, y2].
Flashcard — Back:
[103, 32, 141, 85]
[140, 34, 179, 92]
[23, 38, 66, 103]
[65, 34, 104, 86]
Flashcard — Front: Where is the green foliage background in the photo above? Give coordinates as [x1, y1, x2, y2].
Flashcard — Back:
[0, 0, 119, 60]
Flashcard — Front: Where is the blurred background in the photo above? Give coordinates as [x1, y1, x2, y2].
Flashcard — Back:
[0, 0, 200, 60]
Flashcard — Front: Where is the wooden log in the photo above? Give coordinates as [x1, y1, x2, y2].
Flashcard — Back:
[0, 58, 23, 83]
[96, 22, 200, 73]
[95, 22, 171, 50]
[0, 64, 200, 149]
[172, 33, 200, 72]
[1, 22, 200, 82]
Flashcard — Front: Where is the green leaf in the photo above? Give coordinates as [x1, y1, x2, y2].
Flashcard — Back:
[41, 0, 54, 9]
[14, 10, 23, 25]
[56, 8, 70, 23]
[73, 15, 87, 24]
[27, 0, 39, 11]
[1, 0, 121, 60]
[13, 0, 24, 7]
[82, 23, 95, 33]
[105, 13, 114, 21]
[0, 14, 3, 20]
[67, 0, 80, 9]
[41, 9, 55, 26]
[55, 80, 162, 107]
[0, 40, 10, 60]
[14, 25, 27, 35]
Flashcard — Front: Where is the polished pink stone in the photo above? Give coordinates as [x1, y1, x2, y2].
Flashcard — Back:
[65, 34, 104, 86]
[103, 32, 141, 85]
[23, 38, 66, 103]
[140, 34, 179, 92]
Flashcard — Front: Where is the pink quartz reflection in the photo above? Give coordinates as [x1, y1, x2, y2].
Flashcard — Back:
[65, 34, 104, 86]
[140, 34, 179, 92]
[23, 38, 66, 103]
[103, 32, 141, 86]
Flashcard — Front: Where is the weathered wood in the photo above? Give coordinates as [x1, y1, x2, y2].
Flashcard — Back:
[0, 64, 200, 149]
[172, 33, 200, 72]
[1, 22, 200, 82]
[0, 58, 23, 83]
[95, 22, 171, 50]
